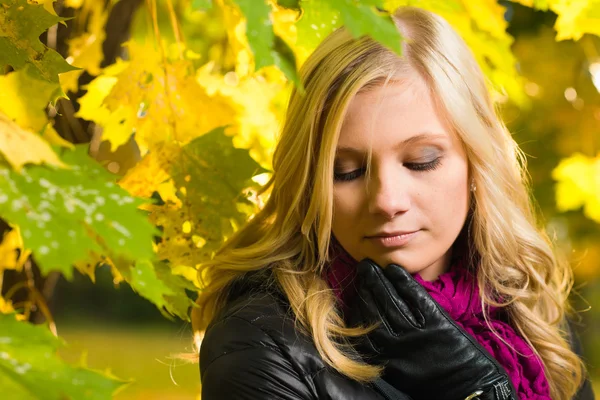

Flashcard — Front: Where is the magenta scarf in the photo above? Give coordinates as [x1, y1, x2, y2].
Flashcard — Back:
[324, 248, 551, 399]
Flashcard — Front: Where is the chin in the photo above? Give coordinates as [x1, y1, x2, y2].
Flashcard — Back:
[367, 252, 423, 273]
[370, 253, 409, 269]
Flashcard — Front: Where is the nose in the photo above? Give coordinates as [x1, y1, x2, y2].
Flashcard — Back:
[366, 165, 411, 219]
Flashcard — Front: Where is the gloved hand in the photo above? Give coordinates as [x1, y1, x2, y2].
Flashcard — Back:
[347, 259, 517, 400]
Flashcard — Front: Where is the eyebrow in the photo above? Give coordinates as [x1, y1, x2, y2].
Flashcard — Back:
[335, 132, 449, 155]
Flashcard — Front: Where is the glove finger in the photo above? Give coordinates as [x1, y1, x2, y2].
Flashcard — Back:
[383, 263, 439, 324]
[349, 288, 387, 358]
[356, 259, 424, 331]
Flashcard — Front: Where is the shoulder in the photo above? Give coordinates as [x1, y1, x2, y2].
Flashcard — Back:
[199, 285, 325, 399]
[199, 271, 388, 400]
[564, 318, 596, 400]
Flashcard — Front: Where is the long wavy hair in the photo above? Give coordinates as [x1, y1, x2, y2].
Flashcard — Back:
[191, 6, 585, 399]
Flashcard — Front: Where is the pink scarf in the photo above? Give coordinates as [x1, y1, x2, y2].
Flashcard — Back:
[324, 247, 551, 399]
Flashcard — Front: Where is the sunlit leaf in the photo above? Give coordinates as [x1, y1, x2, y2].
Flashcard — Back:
[296, 0, 341, 50]
[552, 153, 600, 222]
[60, 0, 110, 93]
[150, 127, 265, 269]
[0, 145, 159, 278]
[129, 259, 175, 314]
[233, 0, 300, 85]
[0, 225, 31, 272]
[333, 0, 402, 54]
[0, 112, 67, 172]
[0, 313, 126, 399]
[386, 0, 526, 105]
[0, 0, 79, 86]
[0, 70, 62, 132]
[117, 142, 181, 205]
[278, 0, 300, 9]
[191, 0, 213, 11]
[77, 43, 236, 153]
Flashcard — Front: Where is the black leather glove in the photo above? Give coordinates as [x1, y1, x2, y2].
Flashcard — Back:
[347, 259, 517, 400]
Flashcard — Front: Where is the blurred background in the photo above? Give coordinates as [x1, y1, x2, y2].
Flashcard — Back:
[1, 0, 599, 399]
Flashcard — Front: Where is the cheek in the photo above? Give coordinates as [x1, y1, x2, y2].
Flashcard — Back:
[428, 167, 469, 229]
[332, 187, 362, 229]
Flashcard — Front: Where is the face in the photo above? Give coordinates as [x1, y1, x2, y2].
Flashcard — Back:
[331, 74, 470, 281]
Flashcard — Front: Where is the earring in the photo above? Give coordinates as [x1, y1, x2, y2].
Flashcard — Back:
[470, 180, 477, 192]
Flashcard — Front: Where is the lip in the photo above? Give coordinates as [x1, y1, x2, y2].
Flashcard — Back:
[365, 230, 419, 248]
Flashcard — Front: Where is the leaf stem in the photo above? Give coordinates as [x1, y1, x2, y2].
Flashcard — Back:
[165, 0, 184, 60]
[145, 0, 179, 141]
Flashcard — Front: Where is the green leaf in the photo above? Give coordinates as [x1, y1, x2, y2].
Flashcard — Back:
[129, 259, 181, 318]
[0, 144, 159, 279]
[298, 0, 401, 54]
[332, 0, 402, 54]
[166, 127, 266, 263]
[277, 0, 300, 9]
[234, 0, 273, 70]
[533, 0, 550, 10]
[191, 0, 213, 11]
[233, 0, 300, 85]
[101, 254, 195, 321]
[0, 314, 125, 399]
[154, 261, 197, 321]
[296, 0, 342, 50]
[0, 0, 79, 86]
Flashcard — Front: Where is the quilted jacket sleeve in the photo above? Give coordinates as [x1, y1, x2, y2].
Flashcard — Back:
[568, 319, 595, 400]
[200, 315, 315, 400]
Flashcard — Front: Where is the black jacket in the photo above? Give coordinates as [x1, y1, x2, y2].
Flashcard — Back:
[199, 271, 595, 400]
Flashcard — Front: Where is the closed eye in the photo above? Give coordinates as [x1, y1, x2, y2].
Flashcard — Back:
[333, 158, 442, 182]
[334, 167, 366, 182]
[404, 157, 442, 172]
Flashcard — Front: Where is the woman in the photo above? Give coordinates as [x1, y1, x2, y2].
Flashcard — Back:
[192, 6, 594, 400]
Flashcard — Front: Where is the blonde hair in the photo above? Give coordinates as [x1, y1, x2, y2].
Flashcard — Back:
[192, 6, 585, 399]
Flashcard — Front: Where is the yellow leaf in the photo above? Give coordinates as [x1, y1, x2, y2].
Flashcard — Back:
[196, 63, 286, 167]
[171, 265, 201, 288]
[62, 0, 109, 93]
[117, 141, 182, 205]
[384, 0, 527, 105]
[37, 0, 59, 16]
[0, 225, 31, 271]
[65, 0, 84, 8]
[145, 203, 213, 268]
[0, 112, 67, 171]
[551, 0, 600, 41]
[0, 69, 61, 132]
[552, 153, 600, 223]
[78, 43, 236, 154]
[40, 123, 75, 149]
[0, 297, 15, 314]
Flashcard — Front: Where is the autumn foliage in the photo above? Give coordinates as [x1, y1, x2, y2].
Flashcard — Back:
[0, 0, 599, 397]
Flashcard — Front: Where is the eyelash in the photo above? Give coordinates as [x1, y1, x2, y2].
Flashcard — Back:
[333, 158, 442, 182]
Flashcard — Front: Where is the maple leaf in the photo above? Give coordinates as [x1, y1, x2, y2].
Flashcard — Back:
[59, 0, 109, 93]
[149, 127, 265, 269]
[0, 69, 60, 132]
[117, 141, 181, 205]
[384, 0, 527, 105]
[232, 0, 300, 85]
[77, 43, 236, 153]
[0, 144, 159, 278]
[0, 224, 31, 271]
[297, 0, 401, 56]
[0, 111, 66, 171]
[553, 153, 600, 223]
[196, 63, 286, 167]
[0, 0, 79, 86]
[0, 313, 126, 399]
[512, 0, 600, 41]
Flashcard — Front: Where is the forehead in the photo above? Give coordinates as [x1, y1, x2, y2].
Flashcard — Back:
[338, 77, 455, 150]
